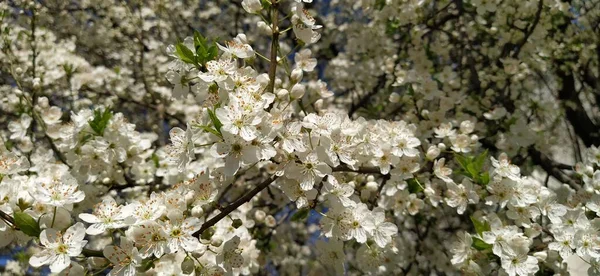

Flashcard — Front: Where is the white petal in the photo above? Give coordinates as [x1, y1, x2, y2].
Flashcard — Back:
[49, 254, 70, 273]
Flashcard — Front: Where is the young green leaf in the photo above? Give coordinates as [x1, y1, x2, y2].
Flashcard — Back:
[14, 211, 41, 237]
[472, 237, 493, 251]
[407, 178, 424, 193]
[207, 108, 223, 134]
[470, 216, 491, 236]
[175, 43, 196, 64]
[88, 108, 112, 136]
[291, 208, 310, 222]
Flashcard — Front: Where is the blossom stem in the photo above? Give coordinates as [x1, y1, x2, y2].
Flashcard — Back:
[255, 52, 271, 62]
[50, 206, 57, 228]
[266, 0, 280, 94]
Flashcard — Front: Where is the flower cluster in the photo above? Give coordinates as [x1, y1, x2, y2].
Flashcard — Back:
[0, 0, 599, 275]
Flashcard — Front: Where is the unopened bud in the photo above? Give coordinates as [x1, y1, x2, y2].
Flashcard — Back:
[426, 146, 441, 160]
[291, 68, 303, 83]
[181, 256, 195, 274]
[290, 84, 305, 99]
[276, 89, 289, 98]
[389, 92, 400, 103]
[265, 215, 276, 227]
[255, 210, 266, 221]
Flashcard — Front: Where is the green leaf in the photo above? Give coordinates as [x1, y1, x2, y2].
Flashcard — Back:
[207, 108, 223, 134]
[175, 42, 196, 64]
[88, 108, 112, 136]
[473, 150, 488, 172]
[14, 211, 41, 237]
[466, 163, 479, 181]
[472, 237, 493, 250]
[480, 172, 490, 185]
[407, 178, 424, 193]
[198, 125, 222, 138]
[140, 258, 156, 272]
[193, 30, 206, 50]
[291, 208, 310, 222]
[151, 153, 160, 168]
[470, 216, 490, 236]
[208, 44, 218, 60]
[454, 153, 472, 172]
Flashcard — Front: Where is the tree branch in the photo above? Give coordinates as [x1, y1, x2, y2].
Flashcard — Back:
[192, 176, 278, 238]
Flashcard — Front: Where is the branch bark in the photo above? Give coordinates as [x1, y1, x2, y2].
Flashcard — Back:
[192, 176, 278, 238]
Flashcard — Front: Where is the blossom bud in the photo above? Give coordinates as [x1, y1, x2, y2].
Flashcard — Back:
[235, 33, 249, 44]
[191, 205, 204, 217]
[32, 78, 41, 89]
[257, 21, 272, 35]
[255, 210, 266, 221]
[15, 67, 23, 74]
[533, 251, 547, 262]
[242, 0, 262, 14]
[426, 146, 441, 160]
[256, 73, 270, 86]
[265, 215, 276, 227]
[437, 143, 447, 150]
[290, 84, 306, 99]
[277, 89, 289, 98]
[181, 256, 195, 274]
[211, 237, 223, 247]
[314, 99, 323, 111]
[365, 180, 378, 191]
[460, 120, 475, 134]
[13, 88, 22, 95]
[291, 68, 303, 83]
[389, 92, 401, 103]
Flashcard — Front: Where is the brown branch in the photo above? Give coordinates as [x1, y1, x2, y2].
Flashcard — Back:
[511, 0, 544, 58]
[332, 165, 383, 175]
[192, 176, 278, 238]
[527, 147, 580, 190]
[557, 69, 600, 147]
[266, 0, 280, 94]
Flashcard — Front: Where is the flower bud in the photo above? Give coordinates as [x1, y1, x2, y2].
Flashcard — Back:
[290, 84, 305, 99]
[365, 180, 378, 191]
[277, 89, 289, 98]
[460, 120, 475, 134]
[426, 146, 441, 160]
[191, 205, 204, 217]
[242, 0, 262, 14]
[291, 68, 303, 83]
[265, 215, 276, 227]
[255, 210, 266, 221]
[181, 256, 195, 274]
[389, 92, 401, 103]
[437, 143, 447, 150]
[314, 99, 323, 111]
[257, 21, 272, 35]
[533, 251, 547, 262]
[211, 237, 223, 247]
